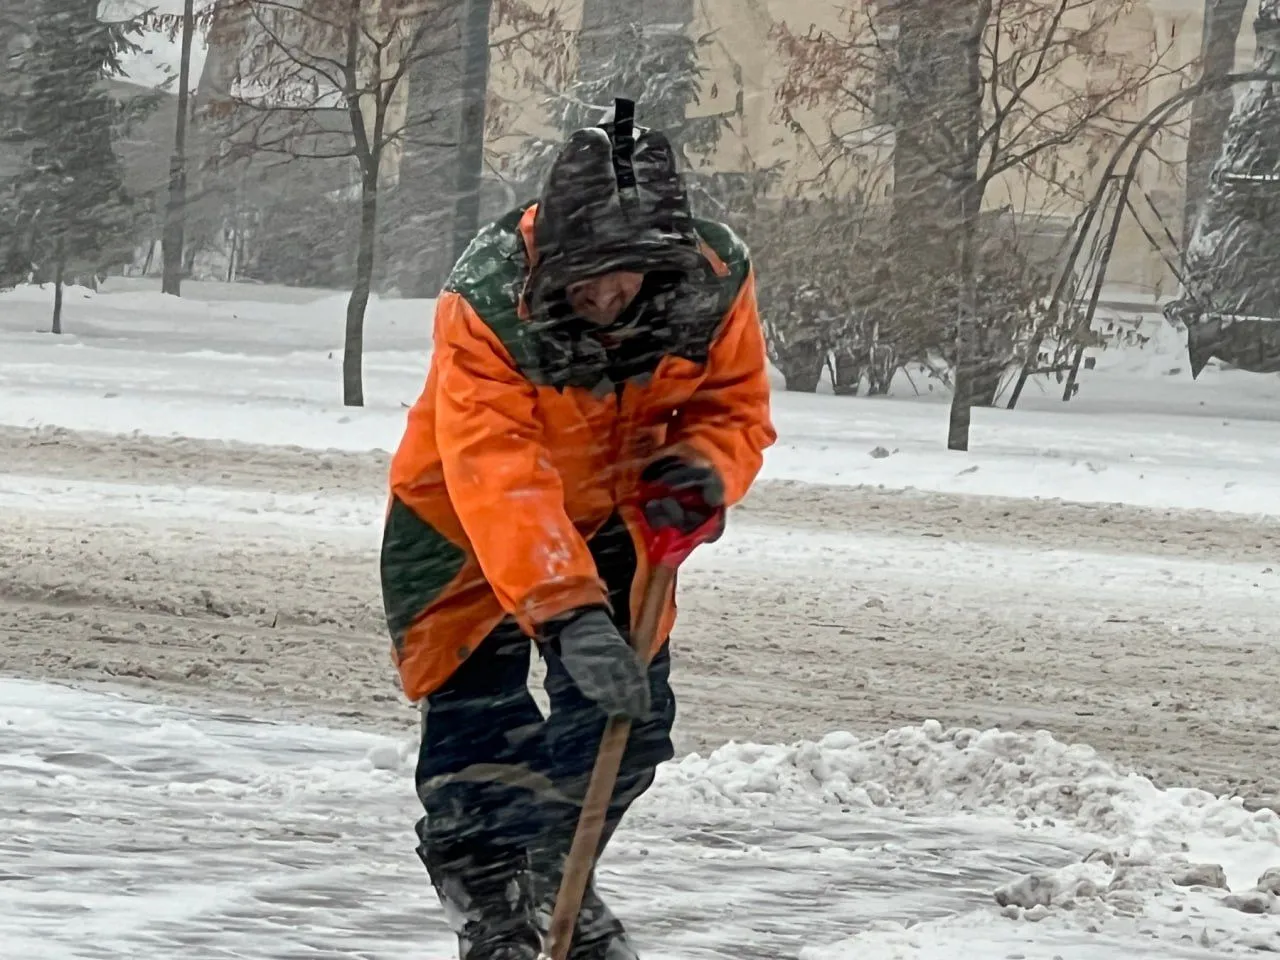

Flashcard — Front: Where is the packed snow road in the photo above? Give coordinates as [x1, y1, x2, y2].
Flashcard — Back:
[2, 424, 1278, 809]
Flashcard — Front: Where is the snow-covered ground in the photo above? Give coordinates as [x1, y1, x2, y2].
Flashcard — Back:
[3, 278, 1280, 958]
[4, 279, 1280, 515]
[6, 678, 1280, 959]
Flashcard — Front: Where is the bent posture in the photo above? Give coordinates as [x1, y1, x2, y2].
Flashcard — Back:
[380, 99, 776, 960]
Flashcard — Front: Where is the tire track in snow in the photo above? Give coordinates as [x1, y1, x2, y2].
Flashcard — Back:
[3, 423, 1277, 562]
[1, 424, 1278, 809]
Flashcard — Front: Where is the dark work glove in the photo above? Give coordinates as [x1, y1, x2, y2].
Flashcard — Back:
[640, 455, 726, 539]
[549, 608, 651, 721]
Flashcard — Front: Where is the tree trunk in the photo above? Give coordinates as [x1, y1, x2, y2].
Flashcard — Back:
[386, 3, 465, 297]
[227, 229, 239, 282]
[946, 4, 988, 452]
[891, 0, 983, 447]
[344, 179, 379, 407]
[1183, 0, 1250, 253]
[162, 0, 196, 297]
[775, 343, 824, 392]
[451, 0, 493, 265]
[890, 2, 973, 281]
[831, 350, 862, 396]
[947, 192, 980, 450]
[51, 239, 64, 335]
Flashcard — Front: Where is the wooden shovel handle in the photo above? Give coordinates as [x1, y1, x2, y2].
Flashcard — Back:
[541, 563, 676, 960]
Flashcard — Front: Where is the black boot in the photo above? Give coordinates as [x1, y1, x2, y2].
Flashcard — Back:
[528, 825, 638, 960]
[417, 824, 542, 960]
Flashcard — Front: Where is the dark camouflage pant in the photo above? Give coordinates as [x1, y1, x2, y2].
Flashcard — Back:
[415, 513, 676, 858]
[414, 621, 676, 857]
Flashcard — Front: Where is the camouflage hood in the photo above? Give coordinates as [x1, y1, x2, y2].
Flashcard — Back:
[523, 98, 708, 324]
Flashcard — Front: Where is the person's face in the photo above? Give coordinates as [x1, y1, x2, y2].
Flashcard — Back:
[566, 271, 644, 326]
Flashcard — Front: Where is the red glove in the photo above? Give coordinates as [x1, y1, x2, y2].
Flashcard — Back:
[639, 455, 725, 543]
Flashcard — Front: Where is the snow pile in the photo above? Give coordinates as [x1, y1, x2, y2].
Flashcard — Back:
[799, 908, 1131, 960]
[655, 720, 1280, 848]
[648, 721, 1280, 957]
[809, 850, 1280, 958]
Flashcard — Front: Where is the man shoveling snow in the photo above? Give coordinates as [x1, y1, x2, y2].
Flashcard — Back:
[379, 98, 775, 960]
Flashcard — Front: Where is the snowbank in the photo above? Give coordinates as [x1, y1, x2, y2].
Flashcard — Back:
[5, 280, 1280, 515]
[656, 722, 1280, 850]
[659, 722, 1280, 958]
[7, 679, 1280, 958]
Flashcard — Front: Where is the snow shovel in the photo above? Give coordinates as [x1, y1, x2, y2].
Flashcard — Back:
[539, 501, 722, 960]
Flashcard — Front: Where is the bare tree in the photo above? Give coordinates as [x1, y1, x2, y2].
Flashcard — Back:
[101, 1, 216, 297]
[163, 0, 198, 296]
[774, 0, 1180, 449]
[379, 0, 567, 297]
[207, 0, 557, 406]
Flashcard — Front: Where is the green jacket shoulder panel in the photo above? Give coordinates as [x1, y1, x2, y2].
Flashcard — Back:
[442, 203, 538, 370]
[693, 217, 752, 290]
[692, 218, 752, 319]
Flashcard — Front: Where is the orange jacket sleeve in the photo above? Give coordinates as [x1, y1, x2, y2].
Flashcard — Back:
[667, 268, 777, 506]
[432, 292, 608, 632]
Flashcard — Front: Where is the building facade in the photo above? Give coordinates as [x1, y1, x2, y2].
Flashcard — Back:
[484, 0, 1255, 298]
[195, 0, 1262, 296]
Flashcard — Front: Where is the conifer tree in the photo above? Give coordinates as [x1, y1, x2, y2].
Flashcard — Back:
[14, 0, 144, 332]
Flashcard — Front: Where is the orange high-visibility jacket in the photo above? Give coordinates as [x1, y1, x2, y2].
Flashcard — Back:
[380, 202, 776, 702]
